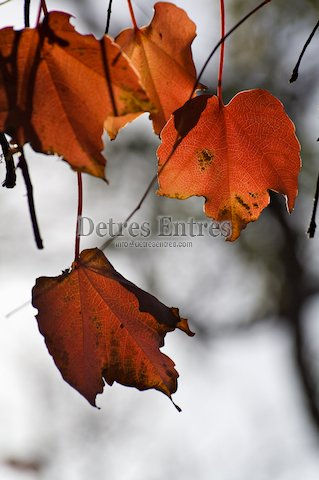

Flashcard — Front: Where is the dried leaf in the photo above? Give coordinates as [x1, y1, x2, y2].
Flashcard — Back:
[32, 248, 194, 407]
[157, 90, 301, 240]
[113, 1, 203, 137]
[0, 12, 151, 178]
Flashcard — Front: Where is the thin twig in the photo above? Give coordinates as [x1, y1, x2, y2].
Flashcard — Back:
[270, 196, 319, 435]
[105, 0, 113, 35]
[290, 20, 319, 83]
[101, 173, 159, 250]
[0, 133, 16, 188]
[192, 0, 271, 96]
[40, 0, 48, 15]
[24, 0, 31, 27]
[0, 0, 14, 6]
[5, 299, 31, 318]
[35, 0, 48, 24]
[17, 148, 43, 249]
[35, 1, 42, 25]
[307, 171, 319, 238]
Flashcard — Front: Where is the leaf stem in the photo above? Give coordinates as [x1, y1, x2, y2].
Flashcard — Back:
[36, 0, 48, 25]
[24, 0, 31, 27]
[18, 147, 43, 249]
[101, 172, 159, 250]
[75, 172, 83, 260]
[127, 0, 138, 30]
[290, 19, 319, 83]
[35, 2, 41, 25]
[105, 0, 113, 35]
[40, 0, 47, 15]
[100, 40, 118, 117]
[217, 0, 225, 102]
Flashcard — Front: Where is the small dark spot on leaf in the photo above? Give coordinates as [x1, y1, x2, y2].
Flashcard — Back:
[220, 207, 229, 218]
[197, 149, 213, 172]
[235, 195, 251, 211]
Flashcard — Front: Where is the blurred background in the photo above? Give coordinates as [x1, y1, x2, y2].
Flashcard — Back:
[1, 0, 319, 479]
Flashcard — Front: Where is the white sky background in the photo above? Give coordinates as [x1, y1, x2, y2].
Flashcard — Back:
[1, 1, 319, 479]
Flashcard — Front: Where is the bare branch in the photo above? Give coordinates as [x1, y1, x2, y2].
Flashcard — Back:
[18, 148, 44, 249]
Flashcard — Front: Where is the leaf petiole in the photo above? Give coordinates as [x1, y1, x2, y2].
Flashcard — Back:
[290, 19, 319, 83]
[192, 0, 271, 97]
[217, 0, 226, 103]
[75, 172, 83, 260]
[127, 0, 138, 31]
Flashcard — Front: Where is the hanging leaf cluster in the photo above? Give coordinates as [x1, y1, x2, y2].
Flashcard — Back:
[0, 1, 302, 408]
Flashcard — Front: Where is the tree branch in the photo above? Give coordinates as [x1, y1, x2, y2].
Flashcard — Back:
[24, 0, 31, 27]
[18, 148, 43, 249]
[0, 133, 16, 188]
[290, 19, 319, 83]
[270, 196, 319, 434]
[105, 0, 113, 35]
[294, 316, 319, 431]
[307, 170, 319, 238]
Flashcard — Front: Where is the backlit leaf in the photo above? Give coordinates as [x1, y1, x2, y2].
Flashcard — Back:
[32, 248, 194, 407]
[0, 12, 151, 178]
[113, 1, 203, 137]
[157, 89, 301, 240]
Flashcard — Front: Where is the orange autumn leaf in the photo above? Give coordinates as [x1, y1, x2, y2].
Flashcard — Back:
[32, 248, 194, 407]
[157, 89, 301, 240]
[113, 1, 202, 137]
[0, 12, 151, 178]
